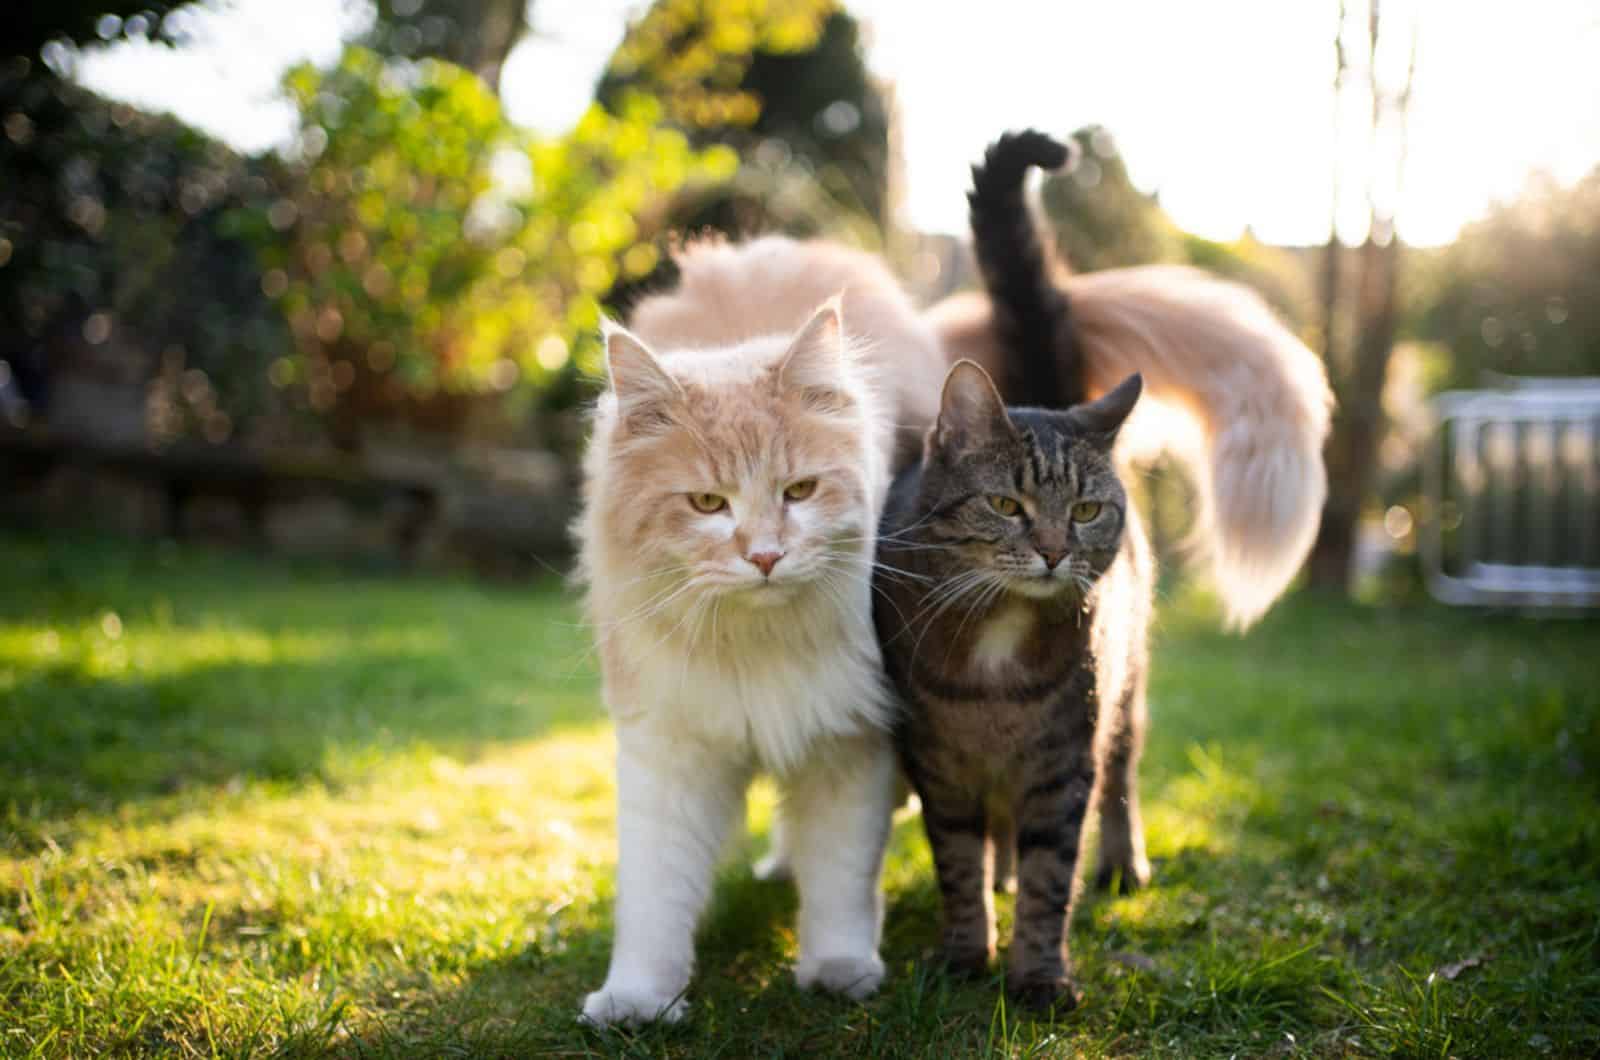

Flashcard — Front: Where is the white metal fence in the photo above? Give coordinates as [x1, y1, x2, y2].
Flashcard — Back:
[1421, 378, 1600, 608]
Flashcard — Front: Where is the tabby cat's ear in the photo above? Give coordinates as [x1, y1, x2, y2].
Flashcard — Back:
[934, 360, 1014, 451]
[602, 318, 681, 409]
[1067, 372, 1142, 443]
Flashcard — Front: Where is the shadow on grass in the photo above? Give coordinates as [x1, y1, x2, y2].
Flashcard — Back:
[2, 653, 587, 823]
[324, 833, 971, 1059]
[319, 809, 1335, 1060]
[0, 531, 599, 830]
[320, 853, 802, 1057]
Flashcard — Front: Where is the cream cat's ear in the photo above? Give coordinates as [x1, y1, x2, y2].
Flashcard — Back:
[601, 318, 681, 407]
[776, 296, 846, 393]
[933, 360, 1014, 450]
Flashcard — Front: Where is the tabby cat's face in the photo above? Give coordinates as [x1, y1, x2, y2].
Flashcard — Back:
[917, 363, 1141, 600]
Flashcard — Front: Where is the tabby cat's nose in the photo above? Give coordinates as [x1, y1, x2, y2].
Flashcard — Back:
[1038, 549, 1067, 570]
[746, 551, 785, 577]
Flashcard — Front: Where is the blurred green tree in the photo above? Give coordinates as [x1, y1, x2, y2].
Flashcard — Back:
[1040, 126, 1185, 272]
[596, 0, 886, 248]
[597, 0, 833, 138]
[1, 2, 287, 436]
[236, 45, 735, 440]
[0, 67, 286, 438]
[1413, 168, 1600, 388]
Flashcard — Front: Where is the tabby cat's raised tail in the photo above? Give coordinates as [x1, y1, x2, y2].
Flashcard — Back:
[938, 130, 1333, 628]
[967, 129, 1081, 407]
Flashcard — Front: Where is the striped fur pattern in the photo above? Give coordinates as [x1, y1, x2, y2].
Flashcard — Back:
[966, 129, 1081, 407]
[875, 363, 1152, 1010]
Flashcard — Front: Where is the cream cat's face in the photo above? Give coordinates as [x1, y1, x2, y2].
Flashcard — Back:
[596, 302, 874, 607]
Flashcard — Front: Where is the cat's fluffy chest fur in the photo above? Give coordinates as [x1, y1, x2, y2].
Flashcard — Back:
[598, 561, 889, 773]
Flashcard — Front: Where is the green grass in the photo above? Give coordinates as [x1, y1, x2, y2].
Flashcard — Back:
[1, 530, 1597, 1058]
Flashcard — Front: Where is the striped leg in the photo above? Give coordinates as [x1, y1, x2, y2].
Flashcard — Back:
[918, 780, 996, 976]
[1007, 746, 1096, 1011]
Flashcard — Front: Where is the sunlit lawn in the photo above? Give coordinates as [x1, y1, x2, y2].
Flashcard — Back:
[1, 531, 1597, 1058]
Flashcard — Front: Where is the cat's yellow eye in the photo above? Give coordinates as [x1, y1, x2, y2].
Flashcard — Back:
[688, 492, 728, 514]
[988, 495, 1021, 517]
[784, 479, 818, 502]
[1071, 501, 1103, 523]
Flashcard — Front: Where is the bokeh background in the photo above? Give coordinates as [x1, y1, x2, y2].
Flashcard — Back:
[5, 0, 1598, 596]
[2, 2, 1598, 1057]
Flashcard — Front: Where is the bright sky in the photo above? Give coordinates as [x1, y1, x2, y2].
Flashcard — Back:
[73, 0, 1600, 247]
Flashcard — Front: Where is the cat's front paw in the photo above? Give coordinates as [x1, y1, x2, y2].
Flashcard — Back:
[1006, 974, 1082, 1014]
[795, 953, 885, 1000]
[580, 986, 687, 1028]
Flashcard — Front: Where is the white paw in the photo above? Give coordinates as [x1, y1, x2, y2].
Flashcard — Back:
[752, 851, 792, 882]
[580, 986, 688, 1027]
[794, 953, 885, 1001]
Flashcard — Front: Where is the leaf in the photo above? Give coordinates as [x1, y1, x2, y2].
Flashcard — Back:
[1428, 954, 1484, 982]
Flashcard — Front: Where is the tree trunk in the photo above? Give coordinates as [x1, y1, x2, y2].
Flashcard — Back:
[1305, 0, 1416, 592]
[1318, 0, 1347, 381]
[1308, 0, 1351, 589]
[1308, 232, 1400, 588]
[373, 0, 529, 93]
[453, 0, 528, 90]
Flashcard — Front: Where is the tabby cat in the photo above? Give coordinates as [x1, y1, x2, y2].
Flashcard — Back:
[870, 131, 1157, 1011]
[875, 360, 1150, 1010]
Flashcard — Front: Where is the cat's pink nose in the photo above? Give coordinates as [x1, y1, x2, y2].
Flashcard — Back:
[1039, 549, 1067, 570]
[746, 551, 784, 577]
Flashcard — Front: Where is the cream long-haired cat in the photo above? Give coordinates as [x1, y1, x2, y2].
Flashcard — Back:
[576, 236, 943, 1026]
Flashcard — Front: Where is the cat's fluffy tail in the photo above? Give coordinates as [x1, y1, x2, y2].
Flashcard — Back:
[931, 266, 1332, 629]
[967, 130, 1082, 406]
[1070, 266, 1332, 627]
